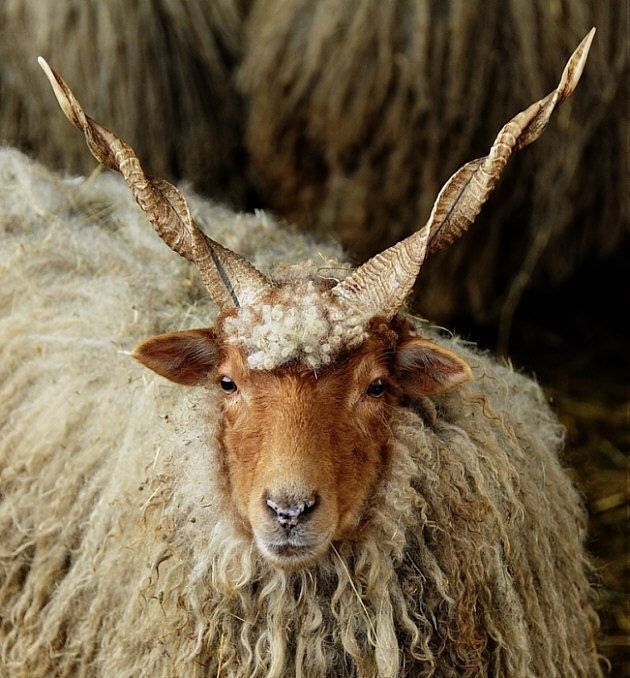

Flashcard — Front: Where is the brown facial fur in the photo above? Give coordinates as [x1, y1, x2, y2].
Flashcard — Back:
[134, 319, 472, 569]
[215, 336, 396, 568]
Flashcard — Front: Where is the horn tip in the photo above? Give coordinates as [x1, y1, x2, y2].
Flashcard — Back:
[574, 26, 596, 75]
[556, 27, 596, 101]
[38, 56, 62, 98]
[37, 56, 53, 80]
[38, 55, 83, 130]
[581, 27, 596, 56]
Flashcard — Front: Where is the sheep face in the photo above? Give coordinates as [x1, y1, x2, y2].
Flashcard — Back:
[134, 312, 471, 570]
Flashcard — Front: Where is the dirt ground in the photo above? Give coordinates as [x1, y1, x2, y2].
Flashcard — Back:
[450, 251, 629, 674]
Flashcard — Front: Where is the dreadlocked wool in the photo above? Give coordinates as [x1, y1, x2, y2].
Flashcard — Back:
[0, 150, 601, 676]
[240, 0, 627, 325]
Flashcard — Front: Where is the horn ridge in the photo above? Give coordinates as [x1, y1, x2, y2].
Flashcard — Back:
[38, 57, 271, 311]
[333, 28, 595, 318]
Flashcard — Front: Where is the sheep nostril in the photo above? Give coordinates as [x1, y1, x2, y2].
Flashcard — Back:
[265, 493, 318, 526]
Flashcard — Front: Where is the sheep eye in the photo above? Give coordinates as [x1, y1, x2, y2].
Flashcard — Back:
[366, 378, 386, 398]
[220, 376, 237, 394]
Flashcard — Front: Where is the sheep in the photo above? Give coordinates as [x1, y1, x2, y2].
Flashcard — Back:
[0, 33, 602, 676]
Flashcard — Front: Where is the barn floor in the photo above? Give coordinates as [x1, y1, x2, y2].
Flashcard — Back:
[452, 252, 629, 675]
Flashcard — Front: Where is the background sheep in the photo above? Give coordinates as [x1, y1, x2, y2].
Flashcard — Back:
[240, 0, 627, 327]
[0, 0, 250, 205]
[0, 40, 602, 675]
[0, 146, 601, 677]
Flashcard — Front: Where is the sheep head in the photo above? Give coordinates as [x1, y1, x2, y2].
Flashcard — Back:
[134, 305, 470, 568]
[39, 29, 593, 569]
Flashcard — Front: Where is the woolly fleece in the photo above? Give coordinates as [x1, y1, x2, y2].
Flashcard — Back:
[0, 150, 600, 676]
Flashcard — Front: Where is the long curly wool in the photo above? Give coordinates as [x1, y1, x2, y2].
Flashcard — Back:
[0, 150, 601, 676]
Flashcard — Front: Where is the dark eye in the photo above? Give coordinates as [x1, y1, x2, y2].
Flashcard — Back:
[366, 378, 386, 398]
[220, 376, 237, 394]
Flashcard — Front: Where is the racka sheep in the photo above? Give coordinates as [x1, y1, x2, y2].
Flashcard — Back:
[0, 33, 601, 676]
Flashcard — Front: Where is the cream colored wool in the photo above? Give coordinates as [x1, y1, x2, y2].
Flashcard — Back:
[224, 281, 369, 370]
[0, 150, 601, 676]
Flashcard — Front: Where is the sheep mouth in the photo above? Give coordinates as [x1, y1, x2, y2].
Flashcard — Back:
[269, 543, 312, 557]
[255, 534, 331, 569]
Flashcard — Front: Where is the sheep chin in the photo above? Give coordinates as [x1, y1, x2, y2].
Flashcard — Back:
[253, 531, 333, 571]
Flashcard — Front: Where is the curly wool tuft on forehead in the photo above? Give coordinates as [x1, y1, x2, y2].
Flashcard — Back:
[222, 279, 372, 370]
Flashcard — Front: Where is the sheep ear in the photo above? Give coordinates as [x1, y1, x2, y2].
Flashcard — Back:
[395, 338, 472, 396]
[133, 329, 219, 386]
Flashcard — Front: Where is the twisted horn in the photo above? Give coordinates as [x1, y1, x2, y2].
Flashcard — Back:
[39, 57, 271, 311]
[333, 28, 595, 318]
